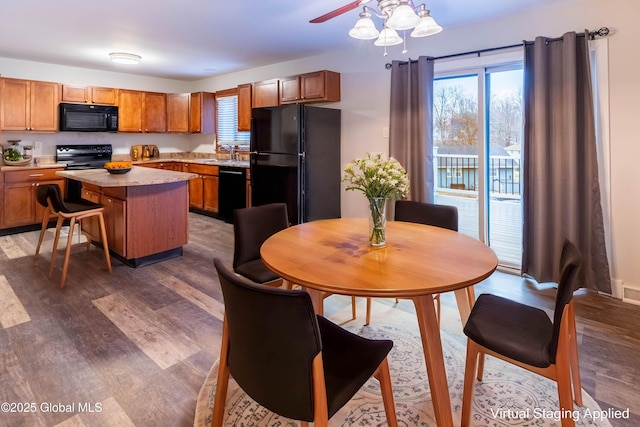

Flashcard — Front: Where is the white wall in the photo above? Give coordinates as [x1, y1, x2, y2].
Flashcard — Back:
[1, 0, 638, 294]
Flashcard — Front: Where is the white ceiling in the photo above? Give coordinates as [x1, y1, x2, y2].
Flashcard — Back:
[0, 0, 575, 82]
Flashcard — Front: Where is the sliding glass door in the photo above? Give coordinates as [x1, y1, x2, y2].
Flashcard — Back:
[433, 66, 523, 268]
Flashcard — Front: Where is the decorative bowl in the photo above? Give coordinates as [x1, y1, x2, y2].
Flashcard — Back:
[3, 157, 32, 166]
[106, 167, 132, 175]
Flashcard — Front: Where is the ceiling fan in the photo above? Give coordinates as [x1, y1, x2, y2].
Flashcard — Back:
[310, 0, 441, 54]
[309, 0, 373, 24]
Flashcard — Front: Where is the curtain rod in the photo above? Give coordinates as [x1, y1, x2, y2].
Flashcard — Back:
[384, 27, 610, 69]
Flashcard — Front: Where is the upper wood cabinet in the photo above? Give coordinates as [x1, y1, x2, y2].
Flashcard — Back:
[143, 92, 167, 133]
[1, 78, 59, 132]
[118, 89, 166, 133]
[61, 84, 118, 105]
[237, 83, 252, 132]
[253, 79, 280, 108]
[167, 93, 190, 133]
[190, 92, 216, 134]
[280, 70, 340, 104]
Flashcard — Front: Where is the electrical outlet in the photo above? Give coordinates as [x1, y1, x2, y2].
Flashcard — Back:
[125, 141, 131, 149]
[35, 141, 42, 152]
[383, 126, 389, 138]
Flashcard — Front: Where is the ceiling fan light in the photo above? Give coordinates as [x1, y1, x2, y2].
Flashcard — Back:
[349, 12, 380, 40]
[410, 11, 442, 37]
[374, 27, 403, 47]
[386, 2, 420, 30]
[109, 52, 141, 65]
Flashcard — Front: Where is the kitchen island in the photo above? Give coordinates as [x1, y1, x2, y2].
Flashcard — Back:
[57, 166, 197, 267]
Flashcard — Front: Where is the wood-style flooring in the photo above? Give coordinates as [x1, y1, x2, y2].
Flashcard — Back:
[0, 213, 638, 426]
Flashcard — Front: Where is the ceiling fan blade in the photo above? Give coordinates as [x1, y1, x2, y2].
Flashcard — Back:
[309, 0, 370, 23]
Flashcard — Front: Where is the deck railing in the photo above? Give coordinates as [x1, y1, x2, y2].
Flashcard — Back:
[435, 154, 520, 197]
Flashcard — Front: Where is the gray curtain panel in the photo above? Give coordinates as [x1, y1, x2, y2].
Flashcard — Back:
[522, 32, 611, 293]
[389, 56, 434, 203]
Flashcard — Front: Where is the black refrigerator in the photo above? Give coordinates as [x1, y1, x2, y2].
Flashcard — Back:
[250, 104, 341, 225]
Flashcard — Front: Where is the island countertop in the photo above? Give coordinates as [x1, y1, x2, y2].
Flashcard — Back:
[56, 166, 197, 187]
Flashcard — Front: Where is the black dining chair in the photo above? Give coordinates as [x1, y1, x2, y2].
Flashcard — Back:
[232, 203, 290, 285]
[233, 202, 358, 319]
[461, 239, 583, 427]
[35, 183, 112, 287]
[211, 258, 398, 427]
[364, 200, 459, 325]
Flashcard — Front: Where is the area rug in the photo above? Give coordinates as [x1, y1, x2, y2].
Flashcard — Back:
[194, 301, 612, 427]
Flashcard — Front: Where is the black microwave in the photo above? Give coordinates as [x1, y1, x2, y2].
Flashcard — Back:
[59, 103, 118, 132]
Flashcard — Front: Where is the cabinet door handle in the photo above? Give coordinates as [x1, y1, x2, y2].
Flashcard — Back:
[29, 173, 44, 177]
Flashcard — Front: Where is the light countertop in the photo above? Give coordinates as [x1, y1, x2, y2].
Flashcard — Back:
[56, 166, 197, 187]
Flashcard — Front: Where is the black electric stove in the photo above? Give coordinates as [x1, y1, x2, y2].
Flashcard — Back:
[55, 144, 112, 169]
[56, 144, 112, 200]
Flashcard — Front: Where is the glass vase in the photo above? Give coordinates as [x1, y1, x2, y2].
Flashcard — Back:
[368, 197, 387, 247]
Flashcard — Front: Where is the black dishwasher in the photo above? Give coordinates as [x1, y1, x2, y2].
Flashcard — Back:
[218, 166, 247, 223]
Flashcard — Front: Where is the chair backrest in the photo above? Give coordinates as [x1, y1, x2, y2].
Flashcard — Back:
[394, 200, 458, 231]
[36, 183, 66, 213]
[549, 239, 583, 361]
[36, 184, 50, 208]
[214, 258, 321, 421]
[232, 203, 289, 269]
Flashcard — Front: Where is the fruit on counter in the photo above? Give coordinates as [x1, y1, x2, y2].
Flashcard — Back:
[104, 161, 132, 169]
[3, 148, 23, 161]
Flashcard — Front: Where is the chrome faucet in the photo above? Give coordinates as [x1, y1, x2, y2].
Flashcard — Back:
[229, 145, 235, 161]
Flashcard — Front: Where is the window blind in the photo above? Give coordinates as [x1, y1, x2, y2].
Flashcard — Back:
[216, 95, 250, 144]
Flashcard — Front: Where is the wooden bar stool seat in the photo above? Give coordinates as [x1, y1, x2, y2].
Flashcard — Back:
[35, 184, 112, 287]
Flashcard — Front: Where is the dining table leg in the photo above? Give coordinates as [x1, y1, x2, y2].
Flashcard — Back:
[304, 288, 325, 316]
[412, 294, 454, 427]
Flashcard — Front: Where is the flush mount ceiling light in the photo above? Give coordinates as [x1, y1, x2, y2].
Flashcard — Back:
[109, 52, 142, 65]
[312, 0, 442, 56]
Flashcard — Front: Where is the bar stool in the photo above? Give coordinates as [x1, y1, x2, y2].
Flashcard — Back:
[35, 184, 112, 287]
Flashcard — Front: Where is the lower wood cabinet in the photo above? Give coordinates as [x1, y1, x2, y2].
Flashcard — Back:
[1, 167, 65, 229]
[182, 163, 219, 213]
[81, 184, 126, 257]
[101, 192, 126, 256]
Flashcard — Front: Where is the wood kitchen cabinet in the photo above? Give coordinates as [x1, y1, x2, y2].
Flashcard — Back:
[138, 161, 181, 171]
[61, 84, 118, 105]
[237, 83, 252, 132]
[167, 93, 190, 133]
[279, 70, 340, 104]
[190, 92, 216, 134]
[118, 90, 166, 133]
[0, 78, 60, 132]
[253, 79, 280, 108]
[1, 167, 65, 229]
[80, 184, 127, 256]
[143, 92, 167, 133]
[100, 190, 127, 256]
[183, 163, 219, 213]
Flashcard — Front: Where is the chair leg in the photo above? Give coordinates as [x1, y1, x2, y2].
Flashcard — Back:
[568, 303, 583, 406]
[351, 296, 357, 320]
[556, 337, 576, 426]
[49, 216, 65, 279]
[211, 318, 231, 427]
[365, 297, 372, 326]
[60, 217, 77, 288]
[97, 213, 112, 273]
[461, 339, 480, 427]
[476, 351, 486, 381]
[311, 353, 329, 427]
[374, 358, 398, 427]
[36, 208, 51, 255]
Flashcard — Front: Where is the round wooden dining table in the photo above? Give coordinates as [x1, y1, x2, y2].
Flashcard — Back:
[261, 217, 498, 427]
